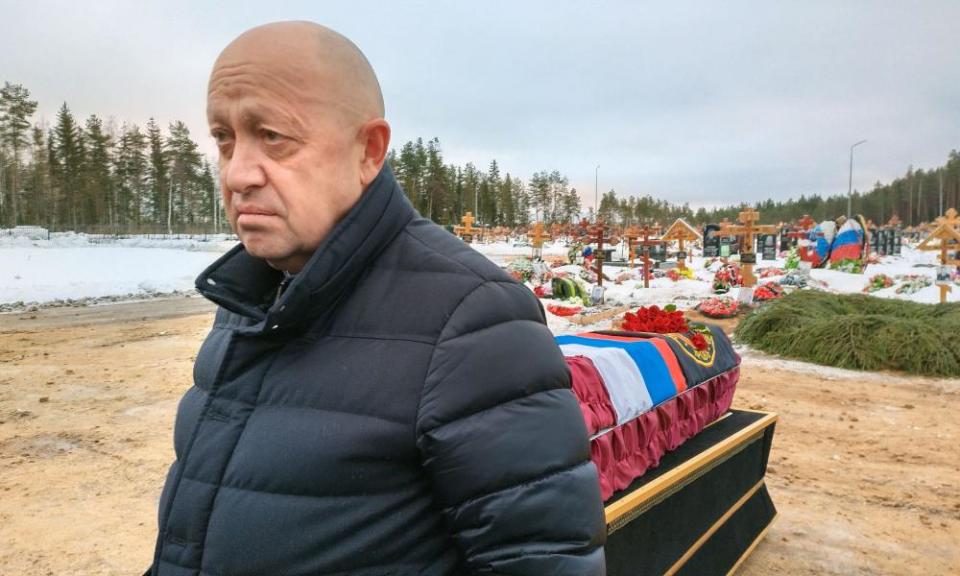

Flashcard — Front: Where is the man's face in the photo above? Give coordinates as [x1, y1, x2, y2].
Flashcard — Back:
[207, 60, 364, 273]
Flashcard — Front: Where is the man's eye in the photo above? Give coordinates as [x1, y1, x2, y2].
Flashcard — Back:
[262, 129, 284, 143]
[211, 130, 232, 144]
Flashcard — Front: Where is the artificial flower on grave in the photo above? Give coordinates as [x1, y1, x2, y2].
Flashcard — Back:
[546, 302, 583, 317]
[894, 274, 932, 295]
[677, 267, 695, 280]
[829, 258, 864, 274]
[712, 262, 742, 294]
[667, 268, 681, 282]
[551, 277, 591, 306]
[784, 247, 800, 270]
[505, 257, 535, 282]
[696, 296, 741, 319]
[759, 267, 785, 278]
[754, 282, 784, 301]
[863, 273, 894, 293]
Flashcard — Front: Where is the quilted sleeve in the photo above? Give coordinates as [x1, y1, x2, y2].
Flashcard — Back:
[416, 280, 606, 575]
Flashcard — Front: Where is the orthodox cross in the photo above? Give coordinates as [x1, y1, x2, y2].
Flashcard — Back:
[455, 212, 477, 243]
[661, 219, 702, 271]
[918, 208, 960, 304]
[528, 221, 550, 259]
[586, 220, 612, 286]
[622, 225, 642, 269]
[720, 209, 777, 288]
[636, 224, 663, 289]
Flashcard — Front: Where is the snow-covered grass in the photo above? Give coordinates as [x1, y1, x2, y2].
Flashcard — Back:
[0, 229, 956, 310]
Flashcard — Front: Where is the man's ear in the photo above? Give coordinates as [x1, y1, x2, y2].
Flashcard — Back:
[358, 118, 391, 186]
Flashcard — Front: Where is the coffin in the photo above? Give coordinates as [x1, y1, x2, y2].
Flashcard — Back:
[558, 328, 777, 573]
[603, 409, 778, 575]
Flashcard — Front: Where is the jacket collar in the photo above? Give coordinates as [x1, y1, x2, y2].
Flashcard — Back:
[195, 166, 414, 336]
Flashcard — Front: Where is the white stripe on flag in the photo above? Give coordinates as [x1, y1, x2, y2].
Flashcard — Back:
[560, 344, 653, 424]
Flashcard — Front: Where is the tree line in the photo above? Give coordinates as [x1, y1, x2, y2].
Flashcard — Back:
[595, 151, 960, 229]
[387, 137, 581, 228]
[0, 82, 217, 233]
[2, 80, 958, 234]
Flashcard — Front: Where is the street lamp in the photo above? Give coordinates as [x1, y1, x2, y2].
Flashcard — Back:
[847, 139, 866, 218]
[594, 164, 600, 222]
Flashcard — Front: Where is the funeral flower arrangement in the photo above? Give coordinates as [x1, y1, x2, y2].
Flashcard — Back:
[829, 258, 864, 274]
[784, 247, 800, 270]
[753, 282, 784, 302]
[863, 273, 894, 293]
[619, 305, 710, 351]
[758, 267, 785, 278]
[666, 267, 696, 282]
[696, 297, 741, 319]
[894, 274, 932, 295]
[712, 262, 743, 294]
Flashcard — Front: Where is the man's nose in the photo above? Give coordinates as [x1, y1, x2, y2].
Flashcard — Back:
[224, 139, 267, 194]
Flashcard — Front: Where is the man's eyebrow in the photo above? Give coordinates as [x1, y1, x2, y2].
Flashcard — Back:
[209, 103, 305, 134]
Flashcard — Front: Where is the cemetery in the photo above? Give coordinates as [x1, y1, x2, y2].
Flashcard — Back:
[1, 5, 958, 572]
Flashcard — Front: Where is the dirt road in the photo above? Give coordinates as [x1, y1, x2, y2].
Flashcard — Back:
[1, 299, 957, 575]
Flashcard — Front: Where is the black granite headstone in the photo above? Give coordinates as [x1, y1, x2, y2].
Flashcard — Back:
[869, 229, 879, 254]
[761, 234, 778, 261]
[702, 224, 721, 258]
[779, 227, 791, 252]
[894, 229, 903, 255]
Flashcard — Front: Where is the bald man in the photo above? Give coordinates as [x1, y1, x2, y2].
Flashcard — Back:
[146, 22, 605, 576]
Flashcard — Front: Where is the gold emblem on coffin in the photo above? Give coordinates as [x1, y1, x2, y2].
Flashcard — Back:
[663, 332, 717, 367]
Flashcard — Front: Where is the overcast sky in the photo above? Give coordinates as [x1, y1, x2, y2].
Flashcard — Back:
[3, 0, 958, 210]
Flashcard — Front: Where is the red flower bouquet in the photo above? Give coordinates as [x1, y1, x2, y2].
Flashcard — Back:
[621, 304, 690, 333]
[753, 282, 784, 301]
[696, 297, 740, 319]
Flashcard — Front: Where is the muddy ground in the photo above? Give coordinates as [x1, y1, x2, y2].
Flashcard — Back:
[0, 299, 957, 575]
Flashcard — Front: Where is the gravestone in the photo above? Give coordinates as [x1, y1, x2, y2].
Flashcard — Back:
[650, 243, 668, 261]
[703, 224, 721, 258]
[720, 237, 732, 258]
[869, 228, 879, 254]
[728, 236, 740, 255]
[760, 234, 778, 261]
[779, 227, 791, 252]
[885, 229, 895, 256]
[894, 229, 903, 255]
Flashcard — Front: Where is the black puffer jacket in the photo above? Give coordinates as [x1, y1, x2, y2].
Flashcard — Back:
[148, 167, 606, 576]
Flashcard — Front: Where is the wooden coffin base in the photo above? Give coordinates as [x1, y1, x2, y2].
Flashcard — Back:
[603, 409, 778, 576]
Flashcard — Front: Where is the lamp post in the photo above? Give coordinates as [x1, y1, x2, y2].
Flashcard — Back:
[594, 164, 599, 222]
[847, 139, 866, 218]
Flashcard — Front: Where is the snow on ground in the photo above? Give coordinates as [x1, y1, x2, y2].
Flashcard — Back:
[0, 229, 956, 310]
[0, 247, 219, 305]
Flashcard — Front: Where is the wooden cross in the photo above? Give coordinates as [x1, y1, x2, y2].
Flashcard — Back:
[720, 209, 778, 287]
[918, 208, 960, 304]
[455, 212, 477, 243]
[935, 207, 960, 227]
[622, 225, 642, 269]
[636, 224, 663, 289]
[528, 221, 550, 259]
[586, 220, 612, 286]
[661, 219, 702, 271]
